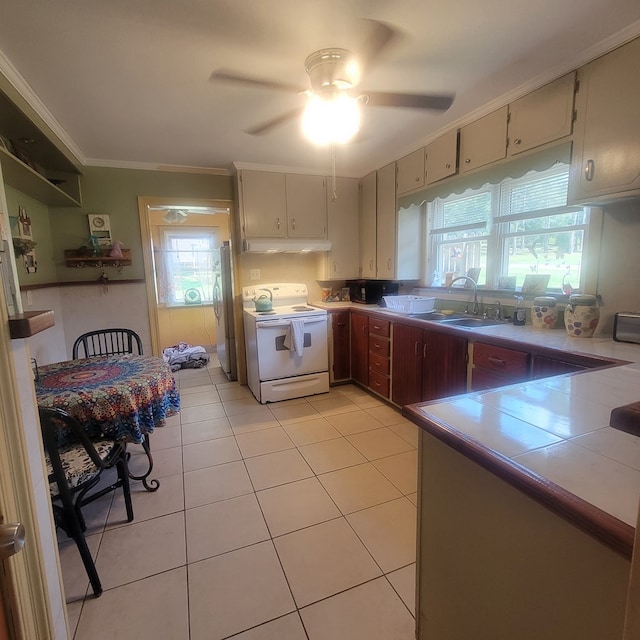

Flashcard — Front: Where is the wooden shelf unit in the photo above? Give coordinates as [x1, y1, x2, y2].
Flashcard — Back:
[64, 248, 131, 268]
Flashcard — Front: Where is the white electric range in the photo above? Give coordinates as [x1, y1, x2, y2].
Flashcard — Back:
[242, 283, 329, 403]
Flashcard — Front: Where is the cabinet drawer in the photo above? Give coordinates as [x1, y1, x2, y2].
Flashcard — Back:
[369, 318, 390, 338]
[369, 369, 390, 398]
[369, 352, 390, 375]
[369, 335, 391, 357]
[473, 342, 529, 377]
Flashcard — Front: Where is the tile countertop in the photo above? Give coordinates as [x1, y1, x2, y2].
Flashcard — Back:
[317, 301, 640, 555]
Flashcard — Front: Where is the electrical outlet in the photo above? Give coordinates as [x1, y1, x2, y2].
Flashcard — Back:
[250, 269, 261, 281]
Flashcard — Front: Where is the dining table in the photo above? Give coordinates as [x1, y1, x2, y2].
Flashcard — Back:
[34, 354, 180, 491]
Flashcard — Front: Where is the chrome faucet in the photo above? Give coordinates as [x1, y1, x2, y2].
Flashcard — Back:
[448, 276, 480, 315]
[493, 300, 502, 320]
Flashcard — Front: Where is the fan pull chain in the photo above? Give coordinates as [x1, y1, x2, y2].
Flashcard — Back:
[330, 143, 338, 201]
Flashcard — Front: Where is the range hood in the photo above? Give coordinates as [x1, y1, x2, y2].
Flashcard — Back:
[242, 238, 332, 253]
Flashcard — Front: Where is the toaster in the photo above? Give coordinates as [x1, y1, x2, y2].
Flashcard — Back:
[613, 312, 640, 344]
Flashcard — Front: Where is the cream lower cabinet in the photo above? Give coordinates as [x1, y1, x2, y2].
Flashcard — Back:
[238, 170, 327, 239]
[568, 37, 640, 204]
[318, 177, 360, 280]
[459, 106, 508, 173]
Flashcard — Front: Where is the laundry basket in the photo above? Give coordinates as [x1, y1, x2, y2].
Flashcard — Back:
[382, 295, 436, 314]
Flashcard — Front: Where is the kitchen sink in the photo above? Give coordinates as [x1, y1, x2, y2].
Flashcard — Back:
[439, 316, 505, 328]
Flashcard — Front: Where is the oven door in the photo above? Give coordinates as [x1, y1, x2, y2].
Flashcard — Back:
[255, 316, 328, 381]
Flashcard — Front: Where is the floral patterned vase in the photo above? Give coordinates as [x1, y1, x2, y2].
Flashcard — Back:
[564, 294, 599, 338]
[532, 297, 558, 329]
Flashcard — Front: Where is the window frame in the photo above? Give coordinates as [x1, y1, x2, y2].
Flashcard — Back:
[426, 164, 597, 294]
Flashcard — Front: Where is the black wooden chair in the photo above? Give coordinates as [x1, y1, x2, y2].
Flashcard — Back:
[72, 328, 143, 359]
[38, 406, 134, 597]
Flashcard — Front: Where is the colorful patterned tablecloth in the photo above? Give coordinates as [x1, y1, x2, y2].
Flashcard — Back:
[35, 355, 180, 445]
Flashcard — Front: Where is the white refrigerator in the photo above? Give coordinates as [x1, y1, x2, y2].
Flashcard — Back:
[212, 241, 237, 380]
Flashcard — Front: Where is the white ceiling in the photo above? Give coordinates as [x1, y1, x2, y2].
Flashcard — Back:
[1, 0, 640, 178]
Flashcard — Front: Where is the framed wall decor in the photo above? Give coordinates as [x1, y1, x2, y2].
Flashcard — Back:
[88, 213, 112, 246]
[17, 206, 32, 240]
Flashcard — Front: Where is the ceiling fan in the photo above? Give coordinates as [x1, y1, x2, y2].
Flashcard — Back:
[209, 20, 455, 144]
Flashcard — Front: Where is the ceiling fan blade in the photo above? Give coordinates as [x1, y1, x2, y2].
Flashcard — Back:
[358, 19, 398, 71]
[364, 91, 455, 111]
[245, 107, 305, 136]
[209, 69, 305, 94]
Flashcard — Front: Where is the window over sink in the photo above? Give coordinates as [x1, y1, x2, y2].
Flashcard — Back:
[428, 163, 598, 293]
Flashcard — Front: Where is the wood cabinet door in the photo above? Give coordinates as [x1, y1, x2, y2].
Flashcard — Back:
[285, 174, 327, 238]
[391, 323, 424, 407]
[568, 38, 640, 203]
[376, 162, 397, 279]
[240, 170, 286, 237]
[324, 177, 360, 280]
[360, 172, 377, 277]
[530, 354, 587, 380]
[396, 148, 425, 195]
[459, 106, 508, 173]
[508, 72, 576, 156]
[426, 129, 458, 185]
[330, 311, 351, 382]
[422, 331, 468, 401]
[350, 312, 369, 385]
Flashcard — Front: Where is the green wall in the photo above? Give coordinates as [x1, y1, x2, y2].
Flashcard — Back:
[9, 165, 233, 285]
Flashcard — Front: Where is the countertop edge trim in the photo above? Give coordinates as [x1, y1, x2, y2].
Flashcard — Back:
[403, 403, 635, 559]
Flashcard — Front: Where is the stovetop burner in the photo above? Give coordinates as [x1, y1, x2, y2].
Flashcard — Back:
[257, 311, 276, 315]
[292, 305, 314, 311]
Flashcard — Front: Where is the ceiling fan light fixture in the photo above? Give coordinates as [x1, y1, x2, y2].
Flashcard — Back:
[304, 48, 359, 92]
[302, 93, 360, 145]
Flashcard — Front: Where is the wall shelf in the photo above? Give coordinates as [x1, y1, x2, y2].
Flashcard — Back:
[8, 309, 55, 338]
[0, 147, 82, 206]
[64, 248, 132, 268]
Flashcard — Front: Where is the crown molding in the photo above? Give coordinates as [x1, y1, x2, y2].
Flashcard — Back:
[85, 158, 231, 175]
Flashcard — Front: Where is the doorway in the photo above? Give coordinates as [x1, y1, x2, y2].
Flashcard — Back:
[137, 196, 236, 359]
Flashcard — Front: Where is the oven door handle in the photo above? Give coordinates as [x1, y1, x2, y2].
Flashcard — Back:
[256, 317, 326, 328]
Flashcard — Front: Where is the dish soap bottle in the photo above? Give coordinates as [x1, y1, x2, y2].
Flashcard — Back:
[513, 296, 526, 326]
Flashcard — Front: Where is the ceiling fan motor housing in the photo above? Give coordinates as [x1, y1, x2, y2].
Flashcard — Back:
[304, 48, 358, 94]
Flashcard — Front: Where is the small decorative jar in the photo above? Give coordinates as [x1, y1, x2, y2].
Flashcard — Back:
[532, 296, 558, 329]
[564, 294, 599, 338]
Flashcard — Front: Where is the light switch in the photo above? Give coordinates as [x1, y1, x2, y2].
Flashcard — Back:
[26, 290, 33, 306]
[250, 269, 261, 281]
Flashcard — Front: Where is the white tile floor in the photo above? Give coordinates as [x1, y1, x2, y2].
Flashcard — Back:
[60, 358, 419, 640]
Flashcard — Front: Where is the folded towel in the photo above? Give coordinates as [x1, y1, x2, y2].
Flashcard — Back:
[278, 318, 306, 357]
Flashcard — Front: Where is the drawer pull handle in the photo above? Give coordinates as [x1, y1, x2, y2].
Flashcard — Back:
[415, 341, 419, 356]
[423, 343, 428, 359]
[337, 322, 345, 327]
[488, 356, 506, 367]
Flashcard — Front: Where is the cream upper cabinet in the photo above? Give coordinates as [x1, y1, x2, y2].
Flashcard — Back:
[459, 106, 508, 173]
[239, 170, 286, 237]
[568, 38, 640, 204]
[426, 129, 458, 185]
[508, 72, 576, 157]
[376, 162, 397, 279]
[396, 148, 426, 195]
[360, 171, 377, 278]
[319, 177, 360, 280]
[238, 170, 327, 239]
[285, 174, 327, 238]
